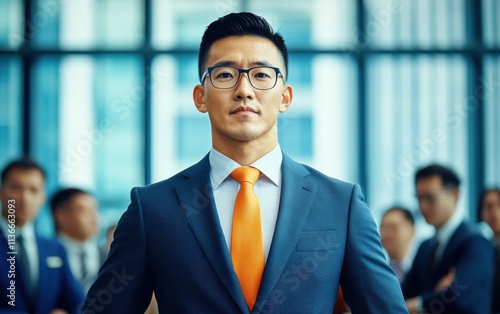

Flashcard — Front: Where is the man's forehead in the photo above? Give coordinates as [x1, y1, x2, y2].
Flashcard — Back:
[5, 168, 45, 184]
[207, 36, 283, 63]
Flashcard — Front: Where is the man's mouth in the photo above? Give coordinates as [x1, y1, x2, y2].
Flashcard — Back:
[230, 106, 257, 114]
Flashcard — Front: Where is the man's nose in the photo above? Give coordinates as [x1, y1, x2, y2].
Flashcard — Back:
[233, 73, 254, 100]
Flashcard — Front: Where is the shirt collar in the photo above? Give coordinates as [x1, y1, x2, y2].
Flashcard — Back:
[0, 216, 36, 242]
[209, 144, 283, 190]
[58, 233, 88, 251]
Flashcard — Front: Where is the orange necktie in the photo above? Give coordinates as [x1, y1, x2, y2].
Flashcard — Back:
[230, 166, 264, 310]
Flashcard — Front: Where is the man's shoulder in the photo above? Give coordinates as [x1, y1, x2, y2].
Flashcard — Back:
[137, 155, 210, 193]
[283, 154, 356, 190]
[456, 220, 489, 239]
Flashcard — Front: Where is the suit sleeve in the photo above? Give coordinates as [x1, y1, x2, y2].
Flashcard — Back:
[82, 187, 154, 313]
[339, 184, 409, 313]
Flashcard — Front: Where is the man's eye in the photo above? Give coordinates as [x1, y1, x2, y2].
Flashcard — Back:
[254, 72, 271, 79]
[215, 72, 234, 79]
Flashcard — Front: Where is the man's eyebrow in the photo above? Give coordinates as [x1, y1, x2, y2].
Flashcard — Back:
[210, 60, 274, 67]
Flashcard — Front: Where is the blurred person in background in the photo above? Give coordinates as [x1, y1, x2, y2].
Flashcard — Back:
[380, 206, 416, 284]
[0, 158, 84, 314]
[477, 188, 500, 313]
[403, 164, 493, 314]
[50, 188, 102, 293]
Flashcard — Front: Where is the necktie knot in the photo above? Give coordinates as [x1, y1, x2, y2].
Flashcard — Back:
[230, 166, 260, 186]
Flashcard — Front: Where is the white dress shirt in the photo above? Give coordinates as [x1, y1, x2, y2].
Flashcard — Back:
[209, 145, 282, 261]
[0, 218, 39, 289]
[415, 210, 463, 311]
[58, 234, 101, 292]
[433, 209, 463, 262]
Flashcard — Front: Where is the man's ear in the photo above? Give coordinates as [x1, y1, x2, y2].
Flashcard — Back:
[193, 84, 207, 113]
[279, 84, 293, 113]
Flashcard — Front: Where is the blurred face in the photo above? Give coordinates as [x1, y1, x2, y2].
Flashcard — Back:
[481, 190, 500, 235]
[193, 35, 293, 154]
[0, 169, 46, 227]
[416, 175, 458, 229]
[56, 193, 99, 242]
[380, 210, 415, 260]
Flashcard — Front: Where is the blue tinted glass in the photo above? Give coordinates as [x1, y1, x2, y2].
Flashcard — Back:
[176, 116, 211, 160]
[31, 56, 60, 236]
[0, 0, 23, 49]
[178, 54, 199, 85]
[0, 57, 22, 166]
[94, 56, 144, 203]
[288, 54, 312, 85]
[31, 57, 60, 187]
[30, 0, 60, 48]
[278, 115, 313, 158]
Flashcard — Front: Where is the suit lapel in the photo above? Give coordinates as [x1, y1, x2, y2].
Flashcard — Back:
[174, 155, 248, 313]
[255, 155, 317, 311]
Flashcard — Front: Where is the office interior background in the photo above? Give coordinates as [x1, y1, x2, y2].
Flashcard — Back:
[0, 0, 499, 239]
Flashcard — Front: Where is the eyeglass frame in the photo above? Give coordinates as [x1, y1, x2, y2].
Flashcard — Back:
[201, 65, 285, 90]
[415, 187, 455, 204]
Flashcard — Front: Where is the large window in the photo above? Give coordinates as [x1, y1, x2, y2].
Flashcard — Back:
[1, 0, 499, 236]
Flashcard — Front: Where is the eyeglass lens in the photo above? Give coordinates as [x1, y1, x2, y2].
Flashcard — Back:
[210, 67, 277, 89]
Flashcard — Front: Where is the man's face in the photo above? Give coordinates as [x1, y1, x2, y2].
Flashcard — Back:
[416, 175, 458, 229]
[0, 169, 46, 227]
[193, 35, 292, 152]
[380, 210, 414, 260]
[481, 191, 500, 235]
[57, 194, 99, 242]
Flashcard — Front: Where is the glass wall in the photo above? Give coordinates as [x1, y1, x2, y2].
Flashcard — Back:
[0, 0, 498, 237]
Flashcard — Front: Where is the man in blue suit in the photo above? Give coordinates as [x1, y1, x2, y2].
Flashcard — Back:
[83, 12, 407, 313]
[403, 164, 493, 314]
[0, 158, 85, 314]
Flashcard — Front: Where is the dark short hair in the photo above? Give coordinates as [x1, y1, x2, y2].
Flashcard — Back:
[414, 164, 460, 188]
[476, 188, 500, 222]
[382, 206, 415, 226]
[1, 157, 46, 185]
[50, 188, 89, 215]
[198, 12, 288, 81]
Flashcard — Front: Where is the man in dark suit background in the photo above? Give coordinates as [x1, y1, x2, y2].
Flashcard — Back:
[50, 188, 103, 294]
[83, 12, 407, 313]
[0, 158, 85, 314]
[403, 164, 493, 314]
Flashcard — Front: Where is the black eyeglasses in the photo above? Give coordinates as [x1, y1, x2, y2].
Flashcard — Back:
[415, 189, 453, 204]
[201, 66, 284, 90]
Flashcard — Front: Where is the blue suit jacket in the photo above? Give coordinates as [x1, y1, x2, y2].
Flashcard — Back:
[83, 154, 407, 313]
[0, 230, 85, 314]
[402, 221, 494, 314]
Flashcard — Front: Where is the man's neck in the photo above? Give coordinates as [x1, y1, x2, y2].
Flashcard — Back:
[213, 140, 278, 166]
